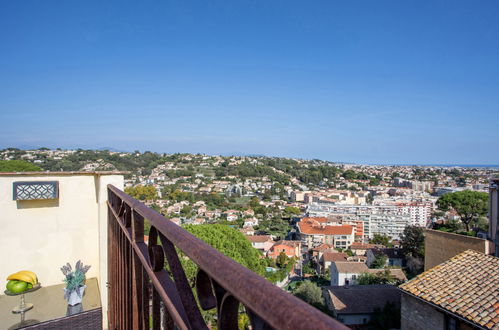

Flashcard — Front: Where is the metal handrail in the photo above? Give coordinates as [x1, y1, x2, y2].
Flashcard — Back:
[107, 184, 347, 329]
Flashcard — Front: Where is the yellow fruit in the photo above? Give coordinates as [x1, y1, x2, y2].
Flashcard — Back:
[17, 270, 38, 284]
[6, 272, 35, 285]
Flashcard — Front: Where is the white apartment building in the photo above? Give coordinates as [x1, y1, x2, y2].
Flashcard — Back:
[308, 203, 411, 240]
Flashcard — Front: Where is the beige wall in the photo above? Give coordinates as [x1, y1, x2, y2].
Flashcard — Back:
[424, 229, 489, 270]
[0, 173, 123, 323]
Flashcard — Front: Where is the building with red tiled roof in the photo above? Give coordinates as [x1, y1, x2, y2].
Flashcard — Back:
[297, 217, 354, 249]
[319, 252, 349, 274]
[267, 240, 301, 259]
[350, 242, 384, 256]
[245, 235, 274, 253]
[399, 250, 499, 330]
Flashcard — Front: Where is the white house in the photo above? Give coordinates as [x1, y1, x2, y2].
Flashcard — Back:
[330, 261, 368, 286]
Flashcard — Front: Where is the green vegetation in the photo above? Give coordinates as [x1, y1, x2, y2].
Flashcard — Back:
[264, 253, 295, 283]
[0, 160, 42, 172]
[400, 226, 425, 276]
[436, 190, 489, 232]
[357, 270, 402, 285]
[400, 226, 424, 259]
[370, 233, 392, 247]
[292, 281, 325, 309]
[181, 224, 265, 283]
[371, 254, 388, 269]
[125, 185, 158, 200]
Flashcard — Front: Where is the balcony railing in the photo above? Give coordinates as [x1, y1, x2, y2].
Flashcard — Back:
[107, 185, 348, 329]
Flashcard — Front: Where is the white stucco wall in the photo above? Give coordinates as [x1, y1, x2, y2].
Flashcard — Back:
[0, 172, 123, 324]
[337, 313, 372, 325]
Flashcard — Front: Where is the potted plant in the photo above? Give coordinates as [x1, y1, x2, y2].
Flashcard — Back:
[60, 260, 90, 306]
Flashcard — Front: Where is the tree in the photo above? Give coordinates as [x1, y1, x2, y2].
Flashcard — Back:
[370, 234, 391, 247]
[371, 254, 388, 269]
[125, 185, 158, 200]
[284, 206, 300, 215]
[181, 224, 265, 283]
[276, 251, 289, 268]
[293, 281, 324, 308]
[0, 160, 42, 172]
[400, 226, 425, 259]
[249, 196, 260, 208]
[436, 191, 488, 232]
[357, 270, 399, 285]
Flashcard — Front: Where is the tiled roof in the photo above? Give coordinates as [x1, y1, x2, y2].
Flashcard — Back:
[367, 268, 407, 282]
[322, 252, 349, 263]
[311, 243, 334, 252]
[298, 218, 353, 236]
[272, 240, 300, 248]
[246, 235, 273, 243]
[399, 250, 499, 329]
[326, 285, 400, 314]
[332, 261, 368, 274]
[350, 243, 383, 250]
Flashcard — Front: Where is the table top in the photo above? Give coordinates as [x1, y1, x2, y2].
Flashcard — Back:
[0, 278, 101, 330]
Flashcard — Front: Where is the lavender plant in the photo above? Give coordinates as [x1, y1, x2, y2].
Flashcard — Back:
[61, 260, 90, 298]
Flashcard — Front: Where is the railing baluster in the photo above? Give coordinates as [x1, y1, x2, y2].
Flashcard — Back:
[152, 286, 161, 329]
[132, 210, 145, 329]
[159, 232, 207, 329]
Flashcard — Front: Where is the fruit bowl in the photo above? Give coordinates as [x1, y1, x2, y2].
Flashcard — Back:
[4, 283, 41, 296]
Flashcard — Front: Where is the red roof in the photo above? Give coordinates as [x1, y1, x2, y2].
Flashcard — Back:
[298, 218, 353, 236]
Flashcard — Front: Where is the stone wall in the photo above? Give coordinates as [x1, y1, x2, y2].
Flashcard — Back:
[424, 229, 489, 270]
[401, 293, 444, 330]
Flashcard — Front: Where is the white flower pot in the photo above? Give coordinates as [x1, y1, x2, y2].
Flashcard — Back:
[64, 285, 86, 306]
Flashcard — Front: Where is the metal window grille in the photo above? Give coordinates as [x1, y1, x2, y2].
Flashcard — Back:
[13, 181, 59, 200]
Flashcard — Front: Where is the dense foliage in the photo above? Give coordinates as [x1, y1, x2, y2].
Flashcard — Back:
[400, 226, 425, 259]
[180, 224, 265, 283]
[437, 190, 488, 231]
[370, 233, 392, 247]
[371, 254, 388, 269]
[0, 160, 42, 172]
[293, 280, 325, 309]
[125, 185, 158, 200]
[357, 270, 402, 285]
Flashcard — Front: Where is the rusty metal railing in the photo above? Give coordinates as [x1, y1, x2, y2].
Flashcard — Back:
[107, 185, 347, 329]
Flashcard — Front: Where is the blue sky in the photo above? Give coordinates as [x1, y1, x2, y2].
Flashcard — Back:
[1, 1, 498, 164]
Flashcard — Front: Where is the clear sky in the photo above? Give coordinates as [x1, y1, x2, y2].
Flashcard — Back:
[1, 1, 498, 164]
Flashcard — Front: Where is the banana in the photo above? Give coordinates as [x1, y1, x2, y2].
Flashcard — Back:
[17, 270, 38, 284]
[6, 271, 37, 285]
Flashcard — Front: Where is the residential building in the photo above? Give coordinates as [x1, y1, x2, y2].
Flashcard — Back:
[246, 235, 274, 253]
[399, 250, 498, 330]
[267, 240, 301, 259]
[324, 285, 401, 326]
[297, 217, 354, 249]
[330, 262, 368, 286]
[366, 248, 405, 268]
[319, 252, 348, 274]
[350, 242, 384, 256]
